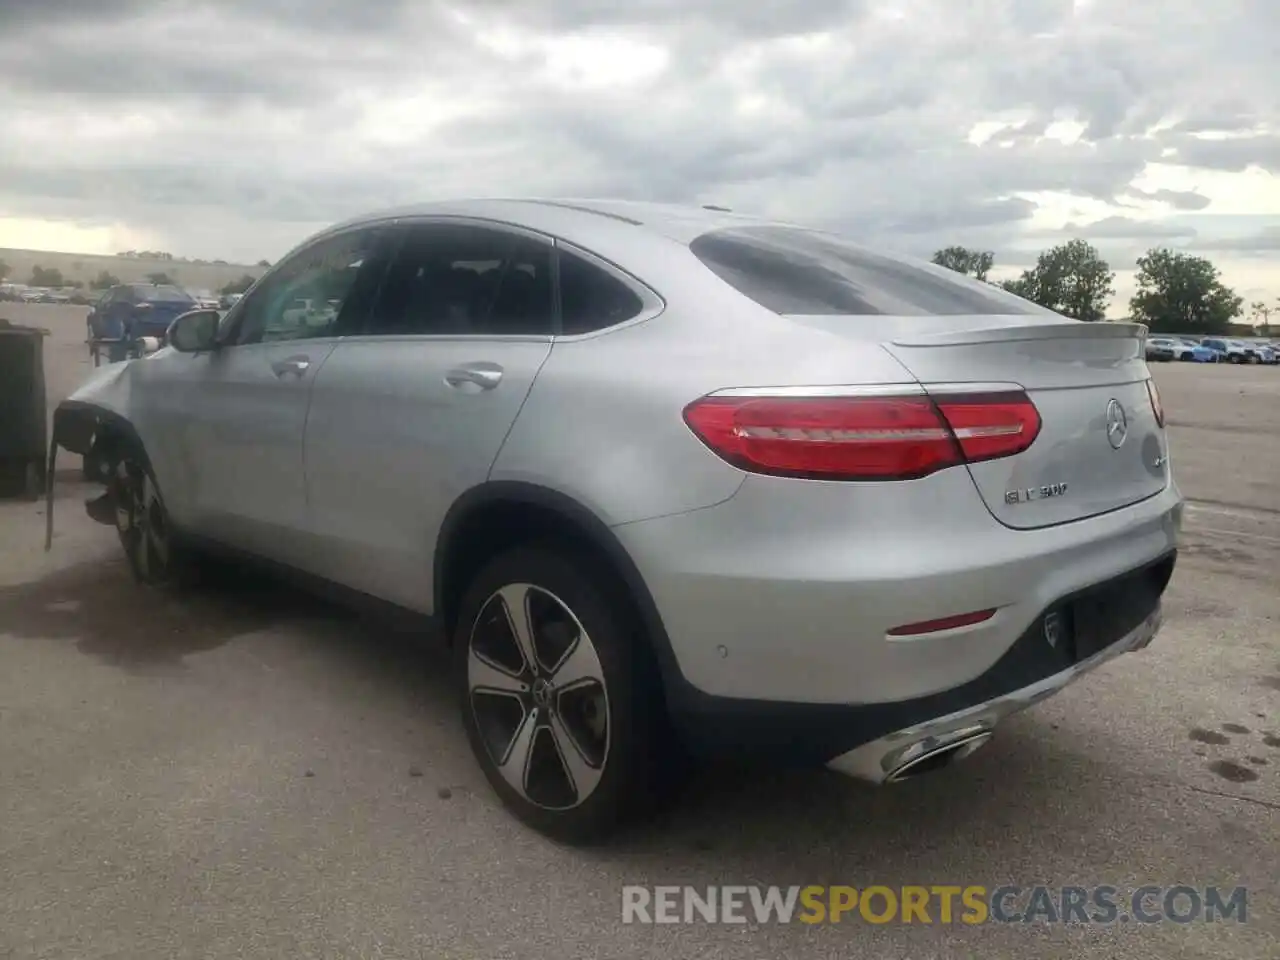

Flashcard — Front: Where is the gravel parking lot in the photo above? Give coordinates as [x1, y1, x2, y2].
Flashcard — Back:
[2, 305, 1278, 960]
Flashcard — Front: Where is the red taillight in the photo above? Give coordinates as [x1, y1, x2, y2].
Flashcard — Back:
[931, 392, 1042, 463]
[1145, 379, 1164, 428]
[682, 390, 1041, 481]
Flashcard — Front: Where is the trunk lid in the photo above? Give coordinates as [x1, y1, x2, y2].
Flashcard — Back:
[786, 314, 1170, 530]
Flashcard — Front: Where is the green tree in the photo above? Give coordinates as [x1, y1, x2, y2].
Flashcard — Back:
[998, 275, 1036, 300]
[146, 271, 175, 285]
[931, 246, 995, 282]
[0, 258, 10, 281]
[1129, 248, 1242, 335]
[90, 270, 121, 290]
[29, 265, 65, 287]
[220, 274, 257, 296]
[257, 259, 271, 268]
[997, 239, 1114, 320]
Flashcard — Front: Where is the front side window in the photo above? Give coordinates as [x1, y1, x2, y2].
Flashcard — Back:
[689, 226, 1052, 317]
[229, 229, 385, 346]
[366, 223, 555, 336]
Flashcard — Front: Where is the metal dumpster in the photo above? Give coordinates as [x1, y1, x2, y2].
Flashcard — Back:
[0, 318, 49, 500]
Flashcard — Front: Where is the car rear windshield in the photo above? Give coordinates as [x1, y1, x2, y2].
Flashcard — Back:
[134, 285, 194, 302]
[688, 226, 1049, 316]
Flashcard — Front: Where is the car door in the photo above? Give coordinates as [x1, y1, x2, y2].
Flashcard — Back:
[95, 287, 132, 339]
[156, 226, 392, 567]
[86, 289, 110, 339]
[301, 219, 556, 610]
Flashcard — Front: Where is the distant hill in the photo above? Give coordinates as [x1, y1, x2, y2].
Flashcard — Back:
[0, 247, 267, 294]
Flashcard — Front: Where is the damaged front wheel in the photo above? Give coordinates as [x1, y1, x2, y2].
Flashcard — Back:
[108, 453, 182, 586]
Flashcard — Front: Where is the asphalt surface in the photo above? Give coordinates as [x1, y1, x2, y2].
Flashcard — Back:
[2, 305, 1278, 960]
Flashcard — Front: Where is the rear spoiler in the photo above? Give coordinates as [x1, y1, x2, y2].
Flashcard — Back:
[892, 321, 1148, 348]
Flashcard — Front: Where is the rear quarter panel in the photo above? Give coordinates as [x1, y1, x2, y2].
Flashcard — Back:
[491, 260, 921, 526]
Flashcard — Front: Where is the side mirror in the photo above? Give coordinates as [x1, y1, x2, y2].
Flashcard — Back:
[167, 309, 221, 353]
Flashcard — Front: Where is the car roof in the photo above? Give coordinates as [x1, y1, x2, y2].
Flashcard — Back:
[321, 197, 791, 250]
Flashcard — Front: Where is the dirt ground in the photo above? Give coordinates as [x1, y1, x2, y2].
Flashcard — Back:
[2, 303, 1278, 960]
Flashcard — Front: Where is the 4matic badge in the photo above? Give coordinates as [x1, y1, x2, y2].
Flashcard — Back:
[1004, 482, 1069, 505]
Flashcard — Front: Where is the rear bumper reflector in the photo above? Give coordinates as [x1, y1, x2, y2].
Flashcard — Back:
[887, 608, 998, 637]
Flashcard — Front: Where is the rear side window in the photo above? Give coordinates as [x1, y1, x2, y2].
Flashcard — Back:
[556, 250, 646, 335]
[689, 226, 1048, 317]
[367, 224, 555, 336]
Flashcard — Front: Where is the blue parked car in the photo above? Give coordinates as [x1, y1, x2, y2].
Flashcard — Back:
[1149, 336, 1215, 362]
[1174, 338, 1218, 362]
[1200, 337, 1252, 364]
[86, 283, 197, 363]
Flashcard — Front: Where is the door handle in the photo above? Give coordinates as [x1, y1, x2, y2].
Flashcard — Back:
[444, 363, 503, 390]
[271, 356, 311, 378]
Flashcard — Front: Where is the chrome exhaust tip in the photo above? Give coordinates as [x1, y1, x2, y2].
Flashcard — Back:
[884, 731, 993, 783]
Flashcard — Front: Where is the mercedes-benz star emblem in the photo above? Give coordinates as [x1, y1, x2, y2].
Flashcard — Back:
[1105, 399, 1128, 450]
[532, 678, 554, 710]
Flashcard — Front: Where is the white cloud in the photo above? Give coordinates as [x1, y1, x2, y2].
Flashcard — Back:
[0, 0, 1276, 315]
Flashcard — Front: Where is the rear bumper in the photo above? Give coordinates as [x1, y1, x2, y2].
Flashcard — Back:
[655, 550, 1173, 770]
[824, 599, 1162, 780]
[613, 469, 1182, 766]
[130, 321, 174, 339]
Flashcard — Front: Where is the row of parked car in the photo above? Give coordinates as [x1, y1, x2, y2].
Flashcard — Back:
[1145, 335, 1279, 365]
[0, 283, 95, 305]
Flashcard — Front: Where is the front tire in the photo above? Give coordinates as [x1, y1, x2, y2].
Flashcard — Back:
[107, 448, 189, 586]
[455, 545, 674, 845]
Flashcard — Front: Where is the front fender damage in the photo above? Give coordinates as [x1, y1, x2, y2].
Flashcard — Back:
[45, 361, 142, 550]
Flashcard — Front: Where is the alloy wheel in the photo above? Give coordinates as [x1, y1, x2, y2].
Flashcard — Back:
[467, 583, 611, 811]
[112, 459, 171, 582]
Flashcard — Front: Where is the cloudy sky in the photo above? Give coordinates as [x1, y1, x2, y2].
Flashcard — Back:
[2, 0, 1278, 316]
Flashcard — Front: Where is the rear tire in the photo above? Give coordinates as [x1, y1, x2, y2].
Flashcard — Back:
[454, 544, 676, 845]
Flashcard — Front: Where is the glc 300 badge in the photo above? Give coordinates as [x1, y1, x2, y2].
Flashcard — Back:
[1005, 482, 1069, 505]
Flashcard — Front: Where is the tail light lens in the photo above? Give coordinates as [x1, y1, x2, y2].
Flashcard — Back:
[1146, 378, 1164, 428]
[930, 392, 1042, 463]
[683, 390, 1041, 481]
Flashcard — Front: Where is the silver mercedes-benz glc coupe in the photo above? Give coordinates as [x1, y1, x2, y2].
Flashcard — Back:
[50, 198, 1182, 843]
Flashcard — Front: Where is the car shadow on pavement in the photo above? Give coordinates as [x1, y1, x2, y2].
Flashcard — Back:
[597, 726, 1270, 898]
[0, 555, 341, 672]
